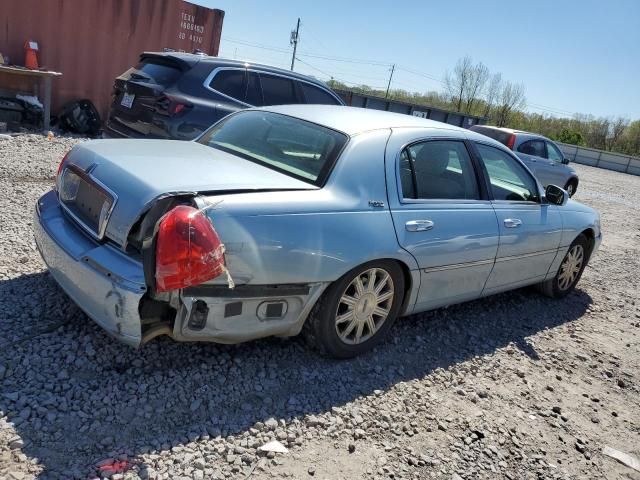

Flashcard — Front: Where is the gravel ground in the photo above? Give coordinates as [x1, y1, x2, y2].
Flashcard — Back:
[0, 134, 639, 480]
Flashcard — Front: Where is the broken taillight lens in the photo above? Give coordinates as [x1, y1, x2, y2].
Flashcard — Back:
[155, 205, 226, 292]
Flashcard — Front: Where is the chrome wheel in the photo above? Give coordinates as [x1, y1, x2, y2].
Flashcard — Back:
[558, 244, 584, 290]
[335, 268, 394, 345]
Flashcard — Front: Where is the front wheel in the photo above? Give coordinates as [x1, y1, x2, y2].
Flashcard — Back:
[538, 234, 589, 298]
[565, 179, 578, 197]
[304, 260, 405, 358]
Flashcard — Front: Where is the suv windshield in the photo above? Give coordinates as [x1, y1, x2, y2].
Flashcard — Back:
[198, 111, 348, 185]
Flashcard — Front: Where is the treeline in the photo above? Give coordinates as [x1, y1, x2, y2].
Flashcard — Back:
[327, 56, 640, 157]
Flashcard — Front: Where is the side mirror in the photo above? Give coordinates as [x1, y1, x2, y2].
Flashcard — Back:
[545, 184, 567, 206]
[562, 157, 570, 165]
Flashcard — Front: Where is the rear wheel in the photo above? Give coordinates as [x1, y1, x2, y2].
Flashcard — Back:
[304, 260, 405, 358]
[538, 234, 589, 298]
[565, 179, 578, 197]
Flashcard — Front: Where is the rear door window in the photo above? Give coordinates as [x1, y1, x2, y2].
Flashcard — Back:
[476, 143, 539, 202]
[210, 69, 246, 101]
[244, 72, 263, 106]
[259, 74, 299, 105]
[517, 139, 546, 158]
[402, 140, 479, 200]
[299, 83, 341, 105]
[133, 61, 182, 87]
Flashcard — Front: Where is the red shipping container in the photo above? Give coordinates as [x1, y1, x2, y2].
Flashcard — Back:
[0, 0, 224, 120]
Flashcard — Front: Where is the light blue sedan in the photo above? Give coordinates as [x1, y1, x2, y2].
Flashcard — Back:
[34, 105, 601, 358]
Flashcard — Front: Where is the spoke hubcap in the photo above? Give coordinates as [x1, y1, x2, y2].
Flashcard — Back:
[335, 268, 394, 345]
[558, 244, 584, 291]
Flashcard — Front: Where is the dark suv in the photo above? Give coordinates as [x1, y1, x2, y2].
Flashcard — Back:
[105, 52, 345, 140]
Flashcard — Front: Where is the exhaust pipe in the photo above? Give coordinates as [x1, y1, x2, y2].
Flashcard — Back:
[140, 322, 173, 345]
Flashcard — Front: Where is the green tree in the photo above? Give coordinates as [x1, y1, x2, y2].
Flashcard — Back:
[554, 129, 584, 145]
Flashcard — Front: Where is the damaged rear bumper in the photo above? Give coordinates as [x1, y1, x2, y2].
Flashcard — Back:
[34, 190, 326, 348]
[34, 190, 146, 347]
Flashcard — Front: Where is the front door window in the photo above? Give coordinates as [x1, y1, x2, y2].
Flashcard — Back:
[476, 143, 539, 202]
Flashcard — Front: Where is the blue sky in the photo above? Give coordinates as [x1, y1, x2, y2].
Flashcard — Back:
[190, 0, 639, 119]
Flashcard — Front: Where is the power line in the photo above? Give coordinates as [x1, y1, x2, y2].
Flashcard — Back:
[221, 36, 581, 118]
[295, 57, 386, 89]
[300, 64, 388, 82]
[222, 37, 290, 54]
[298, 51, 391, 66]
[395, 65, 447, 87]
[222, 37, 392, 66]
[299, 22, 331, 54]
[294, 57, 333, 78]
[528, 102, 576, 116]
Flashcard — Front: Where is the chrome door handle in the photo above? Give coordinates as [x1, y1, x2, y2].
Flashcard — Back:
[504, 218, 522, 228]
[405, 220, 434, 232]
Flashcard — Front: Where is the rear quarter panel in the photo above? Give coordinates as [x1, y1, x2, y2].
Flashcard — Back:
[200, 129, 419, 285]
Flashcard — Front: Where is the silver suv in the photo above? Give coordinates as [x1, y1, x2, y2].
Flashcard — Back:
[470, 126, 579, 196]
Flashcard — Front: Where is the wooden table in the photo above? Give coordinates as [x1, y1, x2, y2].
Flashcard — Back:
[0, 65, 62, 130]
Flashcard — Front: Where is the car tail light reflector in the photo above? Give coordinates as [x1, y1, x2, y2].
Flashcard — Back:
[55, 151, 70, 191]
[155, 205, 226, 292]
[506, 134, 516, 149]
[169, 102, 187, 115]
[155, 95, 192, 117]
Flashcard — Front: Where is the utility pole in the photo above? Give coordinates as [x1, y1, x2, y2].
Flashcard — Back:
[290, 18, 301, 71]
[385, 64, 395, 98]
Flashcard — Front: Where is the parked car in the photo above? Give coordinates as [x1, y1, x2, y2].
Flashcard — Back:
[35, 106, 601, 358]
[104, 52, 345, 140]
[469, 125, 579, 196]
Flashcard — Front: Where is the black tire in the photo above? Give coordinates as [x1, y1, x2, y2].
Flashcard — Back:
[565, 178, 578, 197]
[538, 234, 589, 298]
[303, 260, 405, 359]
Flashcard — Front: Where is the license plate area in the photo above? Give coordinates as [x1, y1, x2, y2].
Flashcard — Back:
[58, 166, 117, 240]
[120, 92, 135, 109]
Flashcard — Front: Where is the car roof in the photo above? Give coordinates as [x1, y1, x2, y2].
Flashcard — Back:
[474, 124, 547, 139]
[141, 52, 333, 89]
[254, 104, 467, 136]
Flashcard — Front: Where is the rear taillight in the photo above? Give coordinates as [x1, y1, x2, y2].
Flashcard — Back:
[169, 102, 187, 115]
[55, 151, 70, 191]
[506, 134, 516, 150]
[155, 95, 192, 117]
[155, 206, 226, 292]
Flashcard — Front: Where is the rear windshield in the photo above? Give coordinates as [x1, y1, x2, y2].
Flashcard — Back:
[198, 111, 348, 185]
[131, 60, 182, 87]
[470, 126, 513, 146]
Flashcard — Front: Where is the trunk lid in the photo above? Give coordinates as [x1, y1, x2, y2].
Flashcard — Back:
[63, 139, 318, 246]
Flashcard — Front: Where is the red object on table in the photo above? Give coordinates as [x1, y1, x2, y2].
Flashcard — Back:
[24, 40, 39, 69]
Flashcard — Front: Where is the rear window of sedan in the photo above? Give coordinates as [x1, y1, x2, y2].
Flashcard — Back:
[198, 111, 348, 185]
